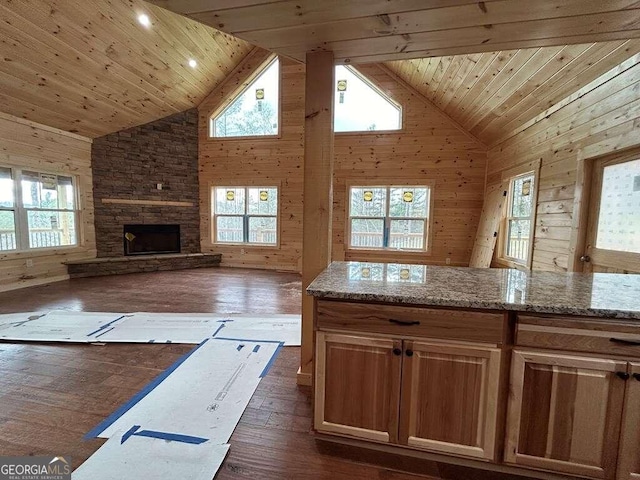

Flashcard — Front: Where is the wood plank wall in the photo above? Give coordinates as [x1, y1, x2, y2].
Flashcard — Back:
[199, 52, 305, 271]
[0, 113, 96, 291]
[486, 55, 640, 272]
[333, 64, 487, 266]
[198, 52, 487, 272]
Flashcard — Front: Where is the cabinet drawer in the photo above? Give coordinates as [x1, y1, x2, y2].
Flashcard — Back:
[517, 314, 640, 357]
[316, 300, 505, 344]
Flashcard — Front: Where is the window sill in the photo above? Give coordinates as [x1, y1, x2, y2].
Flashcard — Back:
[207, 133, 281, 142]
[495, 257, 529, 271]
[335, 129, 403, 136]
[346, 247, 430, 255]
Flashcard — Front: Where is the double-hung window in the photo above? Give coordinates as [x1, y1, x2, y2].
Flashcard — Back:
[0, 166, 79, 252]
[212, 186, 278, 245]
[348, 185, 431, 251]
[502, 173, 535, 265]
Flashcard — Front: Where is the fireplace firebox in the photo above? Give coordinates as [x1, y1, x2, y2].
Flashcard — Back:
[123, 224, 180, 256]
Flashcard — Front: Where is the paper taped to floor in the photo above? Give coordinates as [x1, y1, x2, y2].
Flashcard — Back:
[0, 311, 126, 342]
[73, 429, 229, 480]
[88, 337, 282, 442]
[0, 312, 46, 330]
[212, 314, 301, 346]
[94, 313, 222, 344]
[0, 311, 301, 345]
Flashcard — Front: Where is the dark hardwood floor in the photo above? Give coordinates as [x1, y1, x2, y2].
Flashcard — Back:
[0, 268, 526, 479]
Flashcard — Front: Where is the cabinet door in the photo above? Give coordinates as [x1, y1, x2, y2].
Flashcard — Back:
[505, 350, 627, 479]
[617, 362, 640, 480]
[314, 331, 402, 443]
[398, 340, 502, 460]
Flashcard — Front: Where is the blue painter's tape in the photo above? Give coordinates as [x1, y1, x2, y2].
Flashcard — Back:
[237, 344, 245, 351]
[84, 338, 210, 439]
[86, 315, 128, 337]
[133, 429, 209, 445]
[260, 341, 284, 378]
[94, 326, 115, 339]
[211, 323, 226, 338]
[213, 337, 281, 344]
[216, 319, 234, 323]
[120, 425, 141, 444]
[253, 345, 260, 353]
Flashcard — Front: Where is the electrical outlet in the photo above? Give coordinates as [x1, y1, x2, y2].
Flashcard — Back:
[26, 259, 34, 268]
[445, 258, 451, 265]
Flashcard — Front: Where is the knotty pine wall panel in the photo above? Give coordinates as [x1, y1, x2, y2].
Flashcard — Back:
[487, 58, 640, 272]
[333, 64, 487, 267]
[198, 55, 487, 272]
[0, 113, 96, 292]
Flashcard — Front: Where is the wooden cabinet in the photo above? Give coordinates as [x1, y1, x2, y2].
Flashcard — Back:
[315, 330, 502, 460]
[314, 331, 402, 443]
[617, 362, 640, 480]
[505, 350, 628, 480]
[399, 341, 501, 460]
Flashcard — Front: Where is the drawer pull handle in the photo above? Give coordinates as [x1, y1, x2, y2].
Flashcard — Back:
[389, 319, 420, 326]
[634, 373, 640, 382]
[609, 338, 640, 347]
[392, 348, 402, 356]
[405, 349, 414, 357]
[616, 371, 630, 380]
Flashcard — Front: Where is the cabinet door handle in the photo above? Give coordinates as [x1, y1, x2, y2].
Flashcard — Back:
[392, 348, 402, 356]
[616, 371, 630, 380]
[610, 338, 640, 346]
[389, 319, 420, 326]
[405, 349, 414, 357]
[634, 373, 640, 382]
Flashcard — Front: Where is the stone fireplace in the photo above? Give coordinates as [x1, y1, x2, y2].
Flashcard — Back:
[90, 109, 200, 258]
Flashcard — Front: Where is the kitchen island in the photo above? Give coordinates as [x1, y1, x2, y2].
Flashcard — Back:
[307, 261, 640, 480]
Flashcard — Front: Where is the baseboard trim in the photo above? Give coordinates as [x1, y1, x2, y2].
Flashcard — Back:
[296, 367, 312, 386]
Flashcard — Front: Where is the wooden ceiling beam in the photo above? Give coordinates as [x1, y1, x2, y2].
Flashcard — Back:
[149, 0, 640, 63]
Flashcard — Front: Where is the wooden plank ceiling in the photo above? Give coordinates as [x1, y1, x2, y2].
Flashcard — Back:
[385, 39, 640, 145]
[147, 0, 640, 64]
[0, 0, 253, 138]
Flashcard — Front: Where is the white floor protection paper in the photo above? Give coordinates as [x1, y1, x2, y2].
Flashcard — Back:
[88, 337, 282, 442]
[73, 429, 230, 480]
[94, 313, 224, 344]
[0, 311, 126, 342]
[0, 312, 46, 330]
[213, 314, 301, 346]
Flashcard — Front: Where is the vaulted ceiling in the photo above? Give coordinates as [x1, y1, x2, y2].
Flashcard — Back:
[0, 0, 253, 138]
[147, 0, 640, 64]
[385, 39, 640, 145]
[2, 0, 640, 146]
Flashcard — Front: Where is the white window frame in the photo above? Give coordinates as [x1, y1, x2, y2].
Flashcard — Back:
[346, 184, 432, 253]
[211, 186, 279, 246]
[334, 65, 403, 134]
[499, 171, 537, 268]
[0, 166, 81, 252]
[209, 56, 281, 140]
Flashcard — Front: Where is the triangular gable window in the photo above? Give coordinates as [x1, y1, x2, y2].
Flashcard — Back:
[334, 65, 402, 133]
[211, 57, 279, 138]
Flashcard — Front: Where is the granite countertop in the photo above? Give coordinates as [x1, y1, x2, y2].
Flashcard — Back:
[307, 261, 640, 320]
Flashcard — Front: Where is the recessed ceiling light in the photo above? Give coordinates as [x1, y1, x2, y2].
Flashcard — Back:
[188, 59, 197, 68]
[138, 14, 151, 27]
